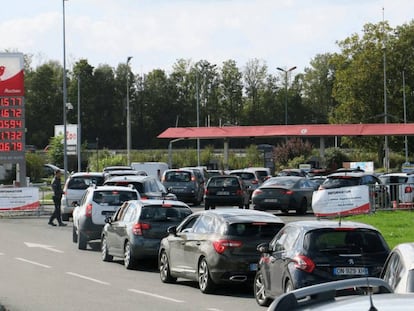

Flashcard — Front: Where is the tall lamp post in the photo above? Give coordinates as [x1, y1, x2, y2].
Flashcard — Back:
[277, 66, 296, 125]
[77, 75, 81, 172]
[126, 56, 133, 165]
[62, 0, 68, 180]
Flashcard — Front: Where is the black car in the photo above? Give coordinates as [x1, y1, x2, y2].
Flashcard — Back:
[204, 175, 250, 210]
[101, 199, 192, 269]
[254, 220, 390, 307]
[158, 209, 285, 293]
[252, 176, 318, 214]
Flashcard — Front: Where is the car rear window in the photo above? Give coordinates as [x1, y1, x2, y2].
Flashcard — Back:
[93, 190, 138, 205]
[304, 229, 387, 254]
[68, 176, 104, 189]
[165, 171, 192, 182]
[323, 176, 361, 188]
[208, 177, 239, 187]
[230, 172, 255, 180]
[227, 222, 284, 238]
[140, 206, 192, 222]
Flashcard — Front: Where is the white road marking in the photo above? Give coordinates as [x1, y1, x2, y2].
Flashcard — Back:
[24, 242, 64, 253]
[128, 288, 185, 303]
[66, 272, 110, 285]
[207, 309, 223, 311]
[15, 257, 51, 268]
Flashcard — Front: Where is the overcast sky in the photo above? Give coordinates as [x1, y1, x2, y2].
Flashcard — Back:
[2, 0, 414, 75]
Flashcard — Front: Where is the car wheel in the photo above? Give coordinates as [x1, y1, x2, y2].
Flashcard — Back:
[198, 258, 215, 294]
[159, 250, 177, 283]
[72, 225, 78, 243]
[254, 270, 272, 307]
[284, 278, 293, 293]
[101, 236, 113, 262]
[296, 198, 307, 215]
[124, 241, 137, 270]
[77, 231, 87, 250]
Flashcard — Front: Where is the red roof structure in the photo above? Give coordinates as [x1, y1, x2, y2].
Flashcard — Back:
[157, 123, 414, 139]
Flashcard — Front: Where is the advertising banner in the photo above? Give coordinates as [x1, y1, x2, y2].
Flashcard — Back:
[0, 53, 24, 96]
[312, 185, 370, 217]
[0, 187, 39, 210]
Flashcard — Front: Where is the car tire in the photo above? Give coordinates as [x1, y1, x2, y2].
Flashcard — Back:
[284, 278, 293, 293]
[101, 236, 113, 262]
[254, 270, 272, 307]
[72, 225, 78, 243]
[198, 258, 215, 294]
[159, 250, 177, 283]
[124, 241, 137, 270]
[77, 231, 87, 250]
[296, 198, 307, 215]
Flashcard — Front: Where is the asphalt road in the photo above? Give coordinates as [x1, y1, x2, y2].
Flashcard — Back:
[0, 205, 315, 311]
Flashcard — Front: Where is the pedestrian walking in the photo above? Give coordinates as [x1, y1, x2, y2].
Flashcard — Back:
[48, 170, 67, 226]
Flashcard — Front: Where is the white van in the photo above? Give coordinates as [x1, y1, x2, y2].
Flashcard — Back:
[130, 162, 169, 180]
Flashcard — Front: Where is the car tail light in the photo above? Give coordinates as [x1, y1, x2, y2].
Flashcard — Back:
[212, 240, 242, 254]
[236, 189, 243, 196]
[140, 196, 148, 200]
[405, 186, 413, 193]
[293, 254, 315, 273]
[85, 203, 93, 217]
[251, 179, 259, 184]
[132, 222, 151, 235]
[283, 189, 294, 195]
[204, 189, 209, 195]
[191, 176, 196, 181]
[252, 189, 263, 197]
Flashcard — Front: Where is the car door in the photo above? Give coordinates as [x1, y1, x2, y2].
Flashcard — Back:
[268, 225, 301, 296]
[108, 202, 136, 257]
[168, 215, 201, 275]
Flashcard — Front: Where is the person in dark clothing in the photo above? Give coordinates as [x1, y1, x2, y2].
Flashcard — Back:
[48, 170, 67, 226]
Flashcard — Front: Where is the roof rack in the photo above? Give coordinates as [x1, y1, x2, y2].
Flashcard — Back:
[268, 277, 392, 311]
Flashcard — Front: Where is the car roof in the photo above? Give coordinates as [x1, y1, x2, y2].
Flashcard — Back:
[93, 185, 138, 192]
[104, 175, 155, 182]
[69, 172, 104, 178]
[191, 208, 284, 223]
[127, 199, 190, 208]
[284, 219, 379, 232]
[267, 277, 395, 311]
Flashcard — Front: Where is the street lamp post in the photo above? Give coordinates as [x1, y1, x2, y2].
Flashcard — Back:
[403, 70, 408, 163]
[196, 71, 200, 166]
[62, 0, 68, 180]
[277, 66, 297, 125]
[126, 56, 133, 166]
[77, 75, 81, 172]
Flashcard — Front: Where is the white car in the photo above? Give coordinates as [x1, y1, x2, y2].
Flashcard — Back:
[379, 173, 414, 205]
[60, 172, 105, 221]
[381, 242, 414, 293]
[72, 185, 140, 250]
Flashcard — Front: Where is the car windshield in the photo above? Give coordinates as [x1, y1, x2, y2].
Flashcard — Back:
[140, 206, 192, 222]
[93, 190, 138, 205]
[304, 229, 387, 254]
[227, 222, 284, 238]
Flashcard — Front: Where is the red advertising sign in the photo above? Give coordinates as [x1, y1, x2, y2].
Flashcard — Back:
[0, 53, 24, 96]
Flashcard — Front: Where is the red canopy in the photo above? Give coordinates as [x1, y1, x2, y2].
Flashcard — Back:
[158, 123, 414, 139]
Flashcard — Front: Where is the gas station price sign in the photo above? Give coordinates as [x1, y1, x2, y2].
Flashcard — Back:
[0, 96, 25, 160]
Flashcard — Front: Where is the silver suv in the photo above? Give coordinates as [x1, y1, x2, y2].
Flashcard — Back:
[161, 169, 204, 205]
[60, 172, 105, 221]
[72, 185, 140, 250]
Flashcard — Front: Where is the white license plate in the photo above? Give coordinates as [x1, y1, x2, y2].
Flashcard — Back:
[333, 267, 368, 275]
[264, 199, 278, 203]
[249, 263, 258, 271]
[217, 191, 230, 195]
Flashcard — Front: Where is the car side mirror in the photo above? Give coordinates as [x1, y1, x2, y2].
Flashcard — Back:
[257, 242, 270, 253]
[104, 216, 112, 224]
[167, 226, 177, 235]
[72, 201, 79, 207]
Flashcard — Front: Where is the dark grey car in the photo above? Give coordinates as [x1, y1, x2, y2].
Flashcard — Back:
[101, 199, 192, 269]
[161, 169, 204, 205]
[158, 209, 285, 293]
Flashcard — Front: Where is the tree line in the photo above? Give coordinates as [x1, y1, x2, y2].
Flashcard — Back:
[20, 20, 414, 166]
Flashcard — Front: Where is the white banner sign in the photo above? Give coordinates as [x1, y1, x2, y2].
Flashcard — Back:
[0, 187, 39, 210]
[312, 185, 370, 217]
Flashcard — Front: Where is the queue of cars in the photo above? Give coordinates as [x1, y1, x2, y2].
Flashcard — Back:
[56, 164, 414, 309]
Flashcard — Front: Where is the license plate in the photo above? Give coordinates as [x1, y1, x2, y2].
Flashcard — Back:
[333, 267, 368, 275]
[249, 263, 258, 271]
[101, 211, 115, 216]
[264, 199, 278, 203]
[173, 188, 185, 193]
[217, 191, 230, 195]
